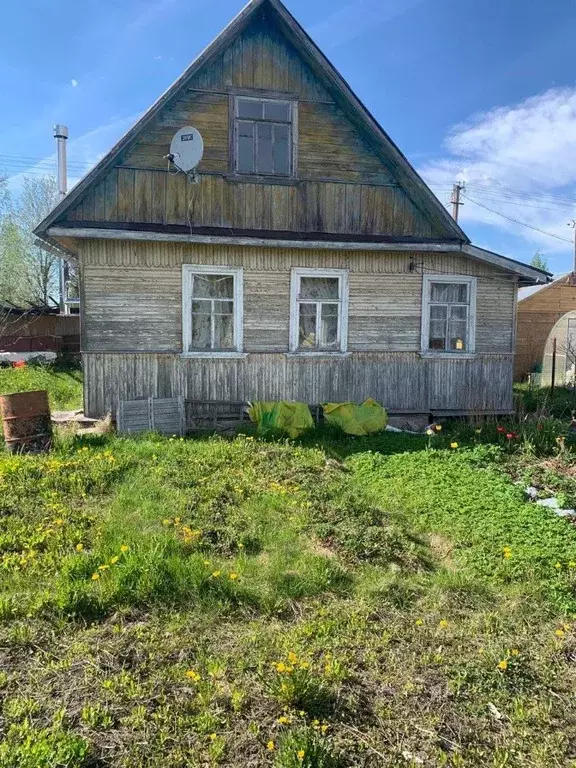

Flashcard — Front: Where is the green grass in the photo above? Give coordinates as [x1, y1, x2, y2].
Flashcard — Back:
[0, 362, 83, 412]
[2, 426, 576, 767]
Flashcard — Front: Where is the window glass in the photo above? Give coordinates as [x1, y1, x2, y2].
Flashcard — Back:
[320, 304, 339, 346]
[264, 101, 290, 121]
[237, 99, 263, 119]
[427, 280, 470, 352]
[235, 97, 293, 177]
[188, 273, 236, 352]
[299, 303, 317, 348]
[192, 275, 233, 300]
[257, 123, 274, 174]
[431, 282, 468, 304]
[300, 277, 339, 301]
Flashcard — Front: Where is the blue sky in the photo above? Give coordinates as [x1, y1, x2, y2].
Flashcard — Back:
[2, 0, 576, 272]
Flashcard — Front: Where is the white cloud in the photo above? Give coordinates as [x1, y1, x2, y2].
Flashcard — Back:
[153, 55, 163, 61]
[420, 87, 576, 255]
[310, 0, 424, 50]
[71, 79, 78, 87]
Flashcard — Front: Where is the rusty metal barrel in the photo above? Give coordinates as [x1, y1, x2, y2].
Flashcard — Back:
[0, 390, 53, 454]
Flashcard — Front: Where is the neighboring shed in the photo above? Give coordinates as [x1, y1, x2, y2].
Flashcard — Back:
[516, 273, 576, 381]
[0, 303, 80, 356]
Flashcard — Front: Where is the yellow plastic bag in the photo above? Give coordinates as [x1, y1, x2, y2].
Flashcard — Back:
[323, 399, 388, 436]
[248, 401, 314, 438]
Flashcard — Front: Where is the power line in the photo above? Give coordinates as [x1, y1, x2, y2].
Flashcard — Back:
[463, 194, 573, 244]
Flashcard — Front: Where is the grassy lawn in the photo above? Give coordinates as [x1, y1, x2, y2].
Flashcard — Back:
[2, 366, 576, 766]
[0, 363, 83, 412]
[2, 419, 576, 767]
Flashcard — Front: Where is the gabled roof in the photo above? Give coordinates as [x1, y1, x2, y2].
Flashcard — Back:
[35, 0, 468, 242]
[518, 272, 573, 302]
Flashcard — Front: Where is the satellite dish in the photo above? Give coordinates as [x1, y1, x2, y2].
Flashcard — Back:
[169, 126, 204, 173]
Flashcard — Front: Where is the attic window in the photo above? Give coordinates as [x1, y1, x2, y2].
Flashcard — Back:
[234, 97, 294, 177]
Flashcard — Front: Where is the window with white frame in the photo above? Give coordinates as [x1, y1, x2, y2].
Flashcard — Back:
[182, 266, 243, 354]
[234, 96, 294, 177]
[290, 269, 349, 353]
[422, 275, 476, 353]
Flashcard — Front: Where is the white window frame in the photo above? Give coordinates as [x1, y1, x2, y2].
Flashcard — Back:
[233, 95, 297, 178]
[421, 274, 477, 355]
[289, 268, 349, 355]
[182, 265, 244, 358]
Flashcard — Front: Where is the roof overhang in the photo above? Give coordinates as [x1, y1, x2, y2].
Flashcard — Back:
[46, 224, 549, 286]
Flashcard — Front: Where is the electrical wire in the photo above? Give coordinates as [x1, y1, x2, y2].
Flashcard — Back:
[463, 194, 573, 244]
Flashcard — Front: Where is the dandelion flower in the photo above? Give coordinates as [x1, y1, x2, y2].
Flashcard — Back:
[511, 648, 520, 656]
[288, 651, 298, 664]
[267, 741, 275, 751]
[238, 543, 245, 549]
[569, 561, 576, 569]
[76, 543, 84, 552]
[450, 442, 459, 449]
[276, 662, 287, 673]
[439, 619, 449, 629]
[415, 619, 424, 626]
[555, 629, 566, 639]
[497, 659, 508, 671]
[211, 570, 222, 579]
[229, 572, 239, 581]
[162, 519, 172, 526]
[186, 669, 201, 682]
[277, 715, 290, 725]
[98, 564, 110, 571]
[555, 562, 562, 570]
[110, 556, 119, 565]
[321, 724, 329, 734]
[297, 750, 305, 761]
[209, 733, 217, 741]
[203, 560, 211, 567]
[503, 547, 512, 559]
[120, 545, 130, 553]
[91, 573, 100, 581]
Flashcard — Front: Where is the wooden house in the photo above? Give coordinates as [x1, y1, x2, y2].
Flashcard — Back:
[34, 0, 548, 420]
[516, 273, 576, 384]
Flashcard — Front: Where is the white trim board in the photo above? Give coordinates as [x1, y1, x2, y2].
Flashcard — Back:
[289, 267, 349, 353]
[182, 264, 244, 354]
[421, 274, 477, 355]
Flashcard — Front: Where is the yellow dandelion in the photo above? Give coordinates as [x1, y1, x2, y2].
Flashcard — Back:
[415, 618, 424, 626]
[497, 659, 508, 671]
[277, 716, 290, 725]
[98, 564, 109, 571]
[297, 750, 305, 761]
[162, 519, 172, 526]
[299, 661, 310, 670]
[229, 572, 239, 581]
[288, 651, 298, 664]
[91, 573, 100, 581]
[555, 562, 562, 570]
[238, 543, 245, 549]
[211, 570, 222, 579]
[209, 733, 217, 741]
[110, 556, 119, 565]
[439, 619, 449, 629]
[186, 669, 201, 682]
[120, 545, 129, 553]
[555, 629, 566, 639]
[321, 724, 329, 734]
[569, 561, 576, 568]
[503, 548, 512, 559]
[450, 442, 459, 449]
[276, 662, 287, 673]
[267, 741, 275, 751]
[203, 560, 211, 566]
[76, 543, 84, 552]
[511, 648, 520, 656]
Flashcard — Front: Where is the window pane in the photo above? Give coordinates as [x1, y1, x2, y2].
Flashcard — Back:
[237, 99, 263, 119]
[429, 319, 447, 350]
[449, 321, 468, 351]
[274, 125, 290, 175]
[299, 303, 317, 348]
[214, 300, 234, 316]
[192, 275, 234, 299]
[264, 101, 290, 121]
[237, 122, 255, 174]
[450, 305, 467, 321]
[191, 312, 212, 350]
[320, 304, 339, 346]
[257, 123, 273, 174]
[431, 282, 468, 304]
[191, 300, 211, 315]
[429, 305, 448, 321]
[214, 313, 234, 350]
[300, 277, 340, 301]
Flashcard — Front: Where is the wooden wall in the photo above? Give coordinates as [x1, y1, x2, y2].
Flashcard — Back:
[76, 239, 516, 417]
[79, 240, 516, 356]
[60, 13, 444, 239]
[515, 278, 576, 380]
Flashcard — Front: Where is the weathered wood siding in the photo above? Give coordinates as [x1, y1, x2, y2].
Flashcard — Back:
[60, 13, 443, 239]
[77, 239, 516, 417]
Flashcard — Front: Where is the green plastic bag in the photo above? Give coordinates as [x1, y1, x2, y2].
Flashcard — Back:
[323, 399, 388, 436]
[248, 401, 314, 438]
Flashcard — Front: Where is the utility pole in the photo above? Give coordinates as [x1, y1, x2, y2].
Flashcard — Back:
[569, 220, 576, 279]
[451, 182, 465, 223]
[53, 125, 69, 313]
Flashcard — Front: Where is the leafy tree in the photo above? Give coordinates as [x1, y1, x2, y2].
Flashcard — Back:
[530, 251, 549, 272]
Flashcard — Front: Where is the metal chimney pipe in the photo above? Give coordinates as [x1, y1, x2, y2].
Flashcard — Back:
[53, 124, 69, 199]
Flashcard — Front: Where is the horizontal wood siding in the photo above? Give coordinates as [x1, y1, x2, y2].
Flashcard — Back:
[62, 13, 443, 238]
[79, 239, 516, 355]
[83, 351, 514, 419]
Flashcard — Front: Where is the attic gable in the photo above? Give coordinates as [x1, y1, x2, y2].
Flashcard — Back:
[36, 0, 466, 243]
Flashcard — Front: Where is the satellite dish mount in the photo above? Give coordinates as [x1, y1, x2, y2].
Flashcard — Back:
[166, 126, 204, 183]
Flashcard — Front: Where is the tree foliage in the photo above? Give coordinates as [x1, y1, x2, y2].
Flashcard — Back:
[530, 250, 550, 272]
[0, 175, 59, 307]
